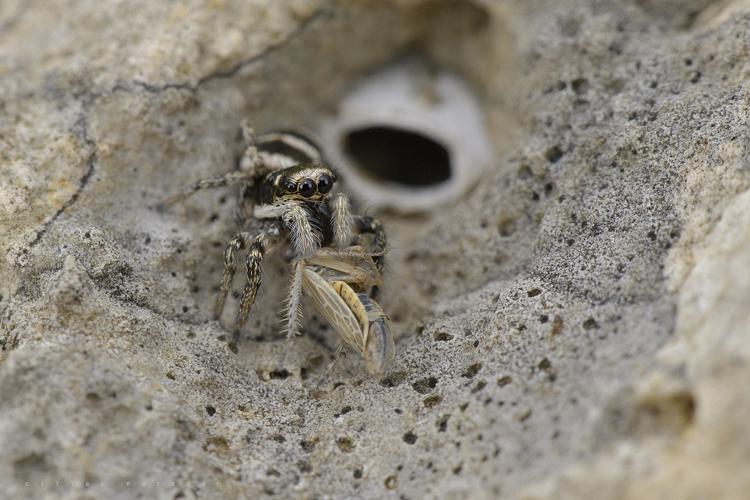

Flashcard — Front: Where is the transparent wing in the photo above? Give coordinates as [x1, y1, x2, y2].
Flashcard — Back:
[301, 268, 364, 354]
[359, 294, 396, 375]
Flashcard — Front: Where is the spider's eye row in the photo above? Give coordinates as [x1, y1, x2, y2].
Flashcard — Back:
[317, 174, 333, 194]
[284, 180, 297, 193]
[299, 178, 316, 198]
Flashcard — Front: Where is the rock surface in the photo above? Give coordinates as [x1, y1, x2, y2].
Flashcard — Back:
[2, 0, 750, 499]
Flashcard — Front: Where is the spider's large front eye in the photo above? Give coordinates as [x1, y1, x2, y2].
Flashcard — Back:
[317, 174, 333, 194]
[299, 178, 316, 197]
[284, 180, 297, 193]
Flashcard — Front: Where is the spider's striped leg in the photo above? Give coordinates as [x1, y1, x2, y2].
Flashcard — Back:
[215, 231, 251, 322]
[159, 170, 250, 208]
[235, 228, 280, 333]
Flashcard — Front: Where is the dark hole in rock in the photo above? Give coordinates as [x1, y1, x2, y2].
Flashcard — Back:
[402, 431, 417, 444]
[343, 126, 451, 187]
[270, 369, 290, 380]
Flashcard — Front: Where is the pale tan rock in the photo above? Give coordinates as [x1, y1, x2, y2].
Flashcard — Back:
[3, 1, 750, 499]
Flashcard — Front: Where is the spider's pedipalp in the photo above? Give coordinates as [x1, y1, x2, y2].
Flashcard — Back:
[330, 192, 354, 249]
[282, 202, 320, 257]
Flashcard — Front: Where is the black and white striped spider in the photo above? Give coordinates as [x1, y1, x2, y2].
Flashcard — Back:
[162, 124, 392, 372]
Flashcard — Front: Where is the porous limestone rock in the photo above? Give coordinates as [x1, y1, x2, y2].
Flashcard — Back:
[2, 1, 750, 499]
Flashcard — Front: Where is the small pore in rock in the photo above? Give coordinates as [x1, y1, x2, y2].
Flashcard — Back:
[462, 363, 482, 378]
[337, 436, 355, 453]
[412, 376, 438, 394]
[472, 380, 487, 393]
[300, 438, 318, 452]
[497, 375, 513, 387]
[384, 475, 398, 490]
[545, 145, 564, 163]
[380, 371, 407, 387]
[334, 406, 353, 418]
[436, 415, 450, 432]
[423, 394, 442, 408]
[583, 317, 599, 330]
[433, 331, 454, 342]
[270, 368, 290, 380]
[402, 431, 417, 445]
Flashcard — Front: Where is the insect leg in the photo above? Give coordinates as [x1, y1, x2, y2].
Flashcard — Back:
[330, 192, 354, 249]
[330, 344, 347, 372]
[354, 215, 387, 271]
[353, 215, 387, 298]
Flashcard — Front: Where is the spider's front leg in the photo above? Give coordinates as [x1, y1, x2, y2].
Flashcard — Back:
[214, 225, 281, 336]
[236, 227, 283, 333]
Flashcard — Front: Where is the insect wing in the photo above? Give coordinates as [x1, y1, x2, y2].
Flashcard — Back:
[359, 294, 396, 375]
[301, 268, 364, 353]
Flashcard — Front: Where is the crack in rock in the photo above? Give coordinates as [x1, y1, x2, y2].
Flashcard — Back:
[24, 5, 331, 252]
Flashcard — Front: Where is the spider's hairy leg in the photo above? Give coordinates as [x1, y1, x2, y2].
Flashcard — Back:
[215, 232, 250, 321]
[282, 202, 320, 257]
[241, 120, 256, 146]
[235, 231, 277, 332]
[283, 260, 305, 340]
[238, 122, 269, 178]
[330, 192, 354, 249]
[354, 215, 387, 271]
[160, 170, 250, 208]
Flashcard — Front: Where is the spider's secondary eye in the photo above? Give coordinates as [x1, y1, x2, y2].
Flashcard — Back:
[317, 174, 333, 194]
[284, 180, 297, 193]
[299, 178, 316, 197]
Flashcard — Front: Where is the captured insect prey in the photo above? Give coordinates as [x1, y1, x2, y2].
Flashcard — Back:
[161, 123, 394, 374]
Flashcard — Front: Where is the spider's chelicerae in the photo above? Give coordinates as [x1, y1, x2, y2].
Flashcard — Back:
[162, 123, 394, 374]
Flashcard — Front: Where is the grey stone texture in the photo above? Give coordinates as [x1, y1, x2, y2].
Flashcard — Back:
[2, 0, 750, 498]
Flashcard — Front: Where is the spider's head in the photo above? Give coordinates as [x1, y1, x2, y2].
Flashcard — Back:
[271, 164, 337, 203]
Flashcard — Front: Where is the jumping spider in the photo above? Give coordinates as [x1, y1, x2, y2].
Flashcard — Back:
[162, 124, 394, 373]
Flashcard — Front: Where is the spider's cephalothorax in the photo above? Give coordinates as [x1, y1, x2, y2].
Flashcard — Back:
[163, 123, 391, 372]
[258, 164, 336, 204]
